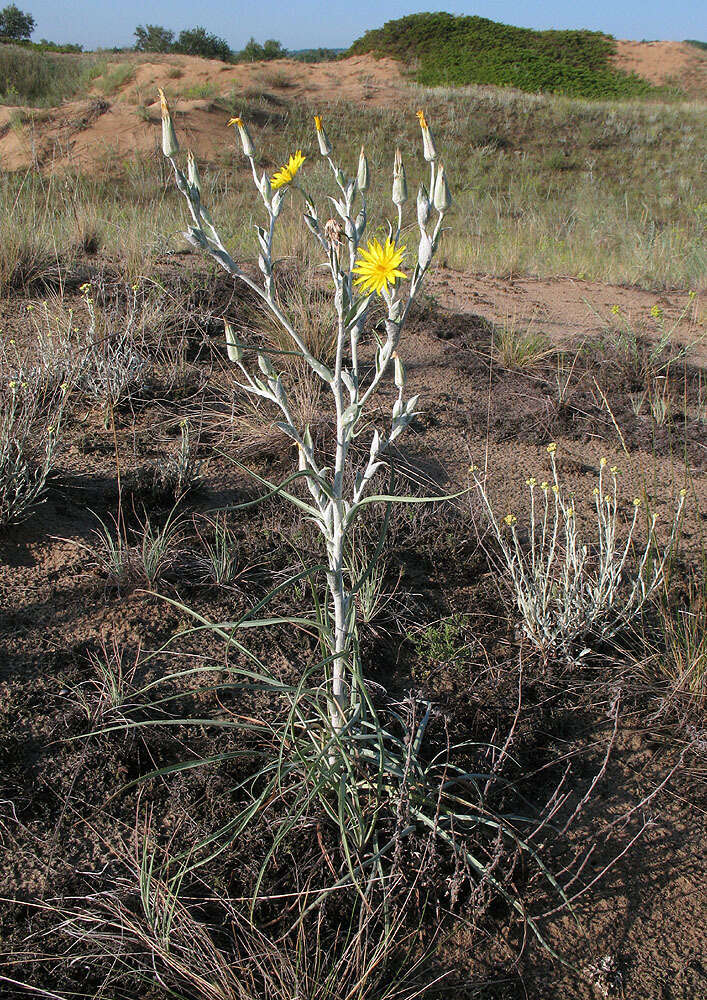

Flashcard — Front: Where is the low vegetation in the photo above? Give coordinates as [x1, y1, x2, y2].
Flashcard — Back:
[350, 12, 665, 98]
[0, 43, 99, 103]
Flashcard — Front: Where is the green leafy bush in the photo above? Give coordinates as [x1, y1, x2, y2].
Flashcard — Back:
[134, 24, 174, 53]
[350, 12, 658, 99]
[174, 26, 233, 62]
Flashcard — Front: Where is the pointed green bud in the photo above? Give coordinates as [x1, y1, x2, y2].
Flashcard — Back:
[357, 145, 369, 193]
[158, 89, 179, 158]
[416, 110, 437, 162]
[393, 352, 405, 389]
[392, 148, 407, 207]
[224, 321, 243, 363]
[433, 162, 452, 213]
[314, 114, 332, 156]
[228, 116, 255, 158]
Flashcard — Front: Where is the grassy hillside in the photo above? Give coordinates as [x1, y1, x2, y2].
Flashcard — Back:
[0, 44, 101, 104]
[349, 12, 659, 98]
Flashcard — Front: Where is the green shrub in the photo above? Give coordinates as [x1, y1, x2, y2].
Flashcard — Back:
[174, 26, 233, 62]
[134, 24, 174, 53]
[350, 13, 659, 99]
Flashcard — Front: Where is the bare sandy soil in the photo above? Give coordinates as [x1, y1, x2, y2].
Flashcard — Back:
[1, 42, 705, 173]
[613, 39, 707, 96]
[427, 271, 705, 364]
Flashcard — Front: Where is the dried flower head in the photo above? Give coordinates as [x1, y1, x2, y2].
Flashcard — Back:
[324, 218, 344, 249]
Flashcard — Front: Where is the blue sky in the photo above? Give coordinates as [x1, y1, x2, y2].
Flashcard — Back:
[28, 1, 707, 50]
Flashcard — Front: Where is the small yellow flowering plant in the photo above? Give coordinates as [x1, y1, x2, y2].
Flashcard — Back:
[159, 96, 452, 728]
[470, 445, 686, 660]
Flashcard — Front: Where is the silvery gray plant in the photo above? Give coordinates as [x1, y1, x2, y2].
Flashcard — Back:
[158, 92, 451, 728]
[471, 445, 687, 660]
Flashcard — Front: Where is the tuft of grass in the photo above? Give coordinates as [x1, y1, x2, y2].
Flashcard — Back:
[655, 573, 707, 702]
[94, 62, 135, 96]
[178, 80, 219, 100]
[85, 506, 183, 591]
[493, 315, 554, 369]
[193, 513, 242, 586]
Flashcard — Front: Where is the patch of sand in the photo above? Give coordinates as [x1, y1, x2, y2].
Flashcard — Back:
[428, 270, 705, 366]
[613, 40, 706, 96]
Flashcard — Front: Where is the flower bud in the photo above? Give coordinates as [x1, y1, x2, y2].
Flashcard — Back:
[187, 150, 201, 195]
[357, 145, 369, 193]
[417, 184, 430, 229]
[224, 321, 242, 363]
[433, 162, 452, 213]
[158, 89, 179, 158]
[393, 352, 405, 389]
[416, 109, 437, 162]
[392, 148, 407, 207]
[228, 116, 255, 158]
[314, 114, 332, 156]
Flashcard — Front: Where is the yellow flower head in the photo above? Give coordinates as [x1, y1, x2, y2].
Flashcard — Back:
[525, 477, 537, 488]
[546, 442, 557, 454]
[504, 513, 517, 526]
[552, 484, 560, 495]
[633, 497, 642, 507]
[679, 488, 687, 498]
[600, 457, 607, 468]
[271, 150, 306, 190]
[610, 465, 619, 475]
[611, 304, 620, 315]
[541, 481, 549, 491]
[227, 116, 244, 128]
[593, 487, 599, 497]
[416, 109, 428, 129]
[650, 304, 662, 319]
[314, 115, 323, 131]
[353, 237, 407, 297]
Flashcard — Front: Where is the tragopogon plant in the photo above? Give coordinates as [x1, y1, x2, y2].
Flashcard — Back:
[472, 445, 686, 659]
[158, 93, 451, 727]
